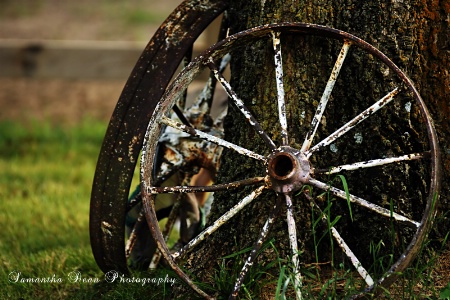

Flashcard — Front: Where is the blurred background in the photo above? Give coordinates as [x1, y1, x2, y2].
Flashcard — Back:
[0, 0, 183, 124]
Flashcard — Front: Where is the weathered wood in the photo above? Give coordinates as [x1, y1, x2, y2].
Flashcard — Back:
[0, 39, 145, 79]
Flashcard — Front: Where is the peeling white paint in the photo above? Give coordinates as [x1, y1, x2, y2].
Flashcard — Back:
[160, 116, 266, 161]
[271, 30, 289, 146]
[172, 186, 265, 259]
[306, 88, 399, 158]
[308, 178, 420, 228]
[301, 41, 351, 152]
[324, 152, 425, 174]
[101, 221, 113, 237]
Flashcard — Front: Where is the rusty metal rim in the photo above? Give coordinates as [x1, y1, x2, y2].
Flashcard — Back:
[140, 22, 441, 299]
[89, 0, 228, 276]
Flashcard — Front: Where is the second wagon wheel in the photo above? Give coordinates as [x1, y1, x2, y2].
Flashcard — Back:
[89, 0, 228, 275]
[140, 23, 440, 299]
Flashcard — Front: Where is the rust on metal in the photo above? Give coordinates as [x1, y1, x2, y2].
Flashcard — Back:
[90, 0, 228, 276]
[147, 177, 265, 194]
[267, 146, 311, 193]
[271, 30, 289, 146]
[139, 22, 440, 300]
[306, 87, 400, 157]
[92, 18, 442, 300]
[208, 58, 277, 150]
[301, 40, 351, 152]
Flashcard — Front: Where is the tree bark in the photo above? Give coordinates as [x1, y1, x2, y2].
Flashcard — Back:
[177, 0, 449, 298]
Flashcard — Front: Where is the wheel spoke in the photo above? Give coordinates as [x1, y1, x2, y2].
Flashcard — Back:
[219, 53, 232, 71]
[307, 194, 375, 287]
[208, 58, 277, 150]
[160, 116, 266, 161]
[150, 194, 183, 267]
[305, 87, 400, 157]
[126, 190, 142, 212]
[190, 53, 231, 115]
[142, 194, 211, 299]
[125, 210, 145, 259]
[230, 195, 282, 299]
[301, 41, 351, 152]
[172, 185, 266, 259]
[308, 178, 420, 228]
[172, 104, 192, 127]
[315, 152, 428, 174]
[271, 31, 289, 146]
[330, 227, 374, 286]
[178, 45, 193, 110]
[285, 193, 303, 300]
[147, 177, 265, 194]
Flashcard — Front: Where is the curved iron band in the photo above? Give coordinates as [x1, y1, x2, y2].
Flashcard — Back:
[142, 22, 441, 298]
[89, 0, 228, 275]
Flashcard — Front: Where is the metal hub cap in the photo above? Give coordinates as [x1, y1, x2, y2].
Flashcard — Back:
[267, 146, 311, 193]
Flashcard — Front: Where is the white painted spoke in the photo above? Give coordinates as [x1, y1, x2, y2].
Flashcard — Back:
[190, 53, 231, 111]
[160, 116, 266, 161]
[331, 226, 375, 286]
[208, 58, 277, 150]
[285, 193, 303, 300]
[306, 88, 400, 157]
[308, 195, 375, 288]
[301, 41, 351, 152]
[230, 196, 282, 299]
[172, 185, 266, 260]
[318, 152, 427, 174]
[308, 178, 420, 228]
[147, 177, 265, 194]
[271, 31, 289, 146]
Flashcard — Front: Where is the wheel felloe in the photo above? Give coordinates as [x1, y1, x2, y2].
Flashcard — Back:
[95, 21, 440, 300]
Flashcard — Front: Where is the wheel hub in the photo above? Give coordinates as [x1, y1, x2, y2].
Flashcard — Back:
[266, 146, 311, 193]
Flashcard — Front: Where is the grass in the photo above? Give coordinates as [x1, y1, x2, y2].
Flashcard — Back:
[0, 119, 175, 299]
[202, 184, 449, 299]
[0, 119, 99, 298]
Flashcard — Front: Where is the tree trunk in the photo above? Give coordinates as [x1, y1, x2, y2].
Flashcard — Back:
[177, 0, 448, 298]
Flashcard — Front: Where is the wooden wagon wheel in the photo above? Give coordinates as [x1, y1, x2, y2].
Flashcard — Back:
[89, 0, 228, 276]
[140, 23, 441, 299]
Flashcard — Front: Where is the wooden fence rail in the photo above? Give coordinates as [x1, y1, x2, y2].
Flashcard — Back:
[0, 39, 205, 80]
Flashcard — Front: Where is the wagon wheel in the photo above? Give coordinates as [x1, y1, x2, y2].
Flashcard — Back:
[140, 23, 441, 299]
[89, 0, 228, 275]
